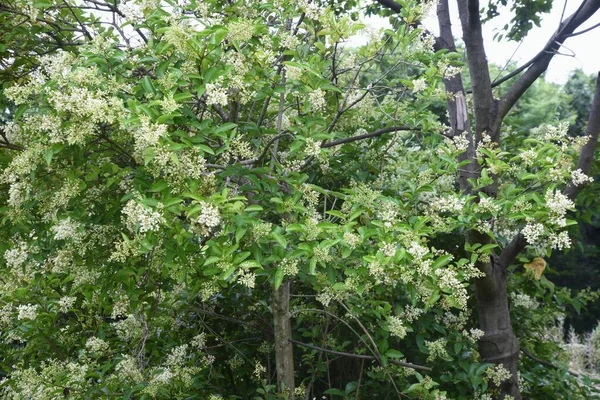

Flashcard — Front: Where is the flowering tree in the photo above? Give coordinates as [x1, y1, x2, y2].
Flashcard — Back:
[0, 0, 599, 399]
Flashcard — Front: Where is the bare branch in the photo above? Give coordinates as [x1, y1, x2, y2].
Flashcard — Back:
[497, 0, 600, 125]
[321, 126, 416, 148]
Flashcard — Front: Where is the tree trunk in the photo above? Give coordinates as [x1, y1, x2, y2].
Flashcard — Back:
[475, 264, 521, 399]
[273, 280, 295, 397]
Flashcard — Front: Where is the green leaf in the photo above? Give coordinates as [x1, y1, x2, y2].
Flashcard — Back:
[274, 268, 284, 290]
[432, 254, 453, 269]
[384, 349, 404, 359]
[271, 232, 287, 249]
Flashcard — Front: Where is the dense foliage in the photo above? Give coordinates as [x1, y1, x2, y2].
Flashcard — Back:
[0, 0, 599, 399]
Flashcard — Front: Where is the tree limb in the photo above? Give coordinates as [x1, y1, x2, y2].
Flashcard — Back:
[321, 126, 416, 148]
[497, 0, 600, 126]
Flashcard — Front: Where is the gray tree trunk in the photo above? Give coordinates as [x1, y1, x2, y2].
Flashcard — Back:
[273, 280, 295, 397]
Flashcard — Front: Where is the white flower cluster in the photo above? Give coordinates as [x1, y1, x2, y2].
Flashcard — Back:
[533, 122, 569, 142]
[545, 189, 574, 227]
[226, 19, 254, 42]
[205, 82, 228, 107]
[85, 337, 110, 357]
[476, 196, 501, 215]
[343, 232, 360, 248]
[286, 65, 302, 80]
[191, 332, 207, 349]
[451, 132, 470, 152]
[58, 296, 76, 313]
[116, 355, 144, 383]
[463, 328, 485, 344]
[549, 231, 571, 250]
[134, 116, 168, 153]
[51, 217, 81, 241]
[196, 202, 221, 228]
[436, 268, 468, 310]
[122, 199, 164, 233]
[165, 344, 189, 367]
[119, 1, 144, 22]
[407, 240, 432, 276]
[412, 78, 427, 93]
[17, 304, 38, 321]
[521, 222, 544, 246]
[308, 89, 326, 112]
[511, 293, 538, 310]
[4, 242, 28, 270]
[304, 138, 321, 157]
[380, 242, 396, 257]
[519, 149, 537, 167]
[425, 338, 448, 362]
[299, 0, 321, 20]
[388, 316, 407, 339]
[571, 169, 593, 186]
[485, 364, 512, 387]
[280, 258, 299, 276]
[430, 195, 464, 215]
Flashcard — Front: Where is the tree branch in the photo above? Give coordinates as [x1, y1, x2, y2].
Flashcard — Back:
[497, 0, 600, 125]
[374, 0, 401, 13]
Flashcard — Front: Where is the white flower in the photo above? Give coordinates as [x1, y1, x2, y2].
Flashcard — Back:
[388, 316, 407, 338]
[550, 231, 571, 250]
[571, 169, 593, 186]
[381, 242, 396, 257]
[196, 202, 221, 228]
[308, 89, 326, 112]
[122, 200, 164, 233]
[412, 78, 427, 93]
[205, 82, 228, 107]
[85, 337, 110, 357]
[304, 138, 321, 157]
[545, 189, 574, 227]
[17, 304, 38, 320]
[51, 217, 81, 241]
[116, 355, 144, 382]
[519, 149, 537, 167]
[286, 65, 302, 80]
[58, 296, 76, 313]
[521, 222, 544, 245]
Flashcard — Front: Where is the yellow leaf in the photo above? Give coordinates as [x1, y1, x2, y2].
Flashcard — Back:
[524, 257, 547, 280]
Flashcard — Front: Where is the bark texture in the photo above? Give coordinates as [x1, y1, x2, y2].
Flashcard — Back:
[273, 280, 295, 397]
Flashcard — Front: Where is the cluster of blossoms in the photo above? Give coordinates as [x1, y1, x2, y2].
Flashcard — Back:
[17, 304, 38, 320]
[412, 78, 427, 93]
[122, 199, 164, 233]
[134, 116, 168, 154]
[195, 202, 221, 229]
[571, 168, 594, 186]
[342, 231, 361, 248]
[425, 338, 448, 362]
[485, 364, 513, 387]
[545, 189, 574, 227]
[51, 217, 82, 241]
[308, 89, 327, 112]
[205, 80, 229, 107]
[280, 258, 299, 277]
[388, 315, 408, 339]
